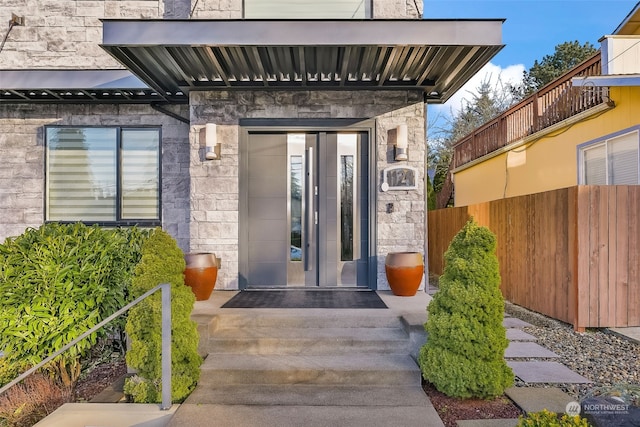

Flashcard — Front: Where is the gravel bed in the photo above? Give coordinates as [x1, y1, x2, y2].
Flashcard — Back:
[504, 301, 640, 401]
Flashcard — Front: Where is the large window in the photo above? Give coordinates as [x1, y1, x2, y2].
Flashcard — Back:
[580, 129, 640, 185]
[244, 0, 371, 19]
[46, 127, 161, 225]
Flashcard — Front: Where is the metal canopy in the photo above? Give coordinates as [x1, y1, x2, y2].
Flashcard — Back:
[0, 70, 187, 103]
[101, 19, 504, 103]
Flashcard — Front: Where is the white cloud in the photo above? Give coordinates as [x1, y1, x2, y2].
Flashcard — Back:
[428, 62, 525, 131]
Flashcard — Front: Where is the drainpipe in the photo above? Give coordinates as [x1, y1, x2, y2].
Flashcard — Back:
[423, 95, 429, 292]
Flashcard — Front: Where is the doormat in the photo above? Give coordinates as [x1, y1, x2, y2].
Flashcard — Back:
[221, 290, 388, 309]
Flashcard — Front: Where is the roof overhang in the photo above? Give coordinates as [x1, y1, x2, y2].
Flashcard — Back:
[572, 74, 640, 87]
[100, 19, 504, 104]
[0, 69, 186, 103]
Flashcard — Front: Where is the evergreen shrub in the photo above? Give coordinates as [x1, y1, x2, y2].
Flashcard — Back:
[0, 223, 146, 385]
[124, 228, 202, 403]
[418, 218, 514, 399]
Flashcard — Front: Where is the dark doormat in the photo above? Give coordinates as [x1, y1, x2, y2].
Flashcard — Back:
[221, 290, 388, 309]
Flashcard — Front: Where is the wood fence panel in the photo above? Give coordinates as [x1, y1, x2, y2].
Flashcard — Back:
[428, 185, 640, 329]
[576, 186, 591, 329]
[427, 207, 469, 276]
[615, 186, 629, 327]
[628, 188, 640, 325]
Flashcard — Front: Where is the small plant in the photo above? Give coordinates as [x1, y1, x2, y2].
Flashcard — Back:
[0, 374, 70, 427]
[124, 228, 202, 403]
[517, 409, 590, 426]
[418, 218, 513, 399]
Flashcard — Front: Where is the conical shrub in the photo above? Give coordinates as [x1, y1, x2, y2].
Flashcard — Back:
[419, 219, 513, 399]
[124, 228, 202, 403]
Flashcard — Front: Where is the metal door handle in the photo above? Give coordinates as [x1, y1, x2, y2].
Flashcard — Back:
[305, 147, 314, 271]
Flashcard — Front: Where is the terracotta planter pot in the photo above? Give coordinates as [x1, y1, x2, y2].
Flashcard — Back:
[385, 252, 424, 296]
[184, 252, 219, 301]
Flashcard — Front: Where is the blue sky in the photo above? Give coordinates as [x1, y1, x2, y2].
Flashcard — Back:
[424, 0, 639, 129]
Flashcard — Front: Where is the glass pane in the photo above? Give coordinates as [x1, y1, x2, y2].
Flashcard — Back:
[47, 128, 117, 221]
[340, 155, 354, 261]
[583, 144, 606, 185]
[290, 155, 303, 261]
[121, 129, 160, 219]
[609, 133, 639, 185]
[245, 0, 369, 18]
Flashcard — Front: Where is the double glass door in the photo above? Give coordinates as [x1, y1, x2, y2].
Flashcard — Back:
[243, 131, 369, 287]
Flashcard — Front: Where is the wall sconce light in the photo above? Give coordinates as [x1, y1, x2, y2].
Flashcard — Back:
[394, 124, 408, 161]
[200, 123, 220, 160]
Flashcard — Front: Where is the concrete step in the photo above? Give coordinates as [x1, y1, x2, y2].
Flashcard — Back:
[167, 403, 444, 427]
[185, 384, 429, 406]
[204, 326, 410, 355]
[198, 353, 421, 386]
[207, 311, 404, 331]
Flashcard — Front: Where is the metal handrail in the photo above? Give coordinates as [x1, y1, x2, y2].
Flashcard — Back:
[0, 283, 172, 410]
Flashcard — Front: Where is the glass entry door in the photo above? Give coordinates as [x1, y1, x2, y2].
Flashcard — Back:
[243, 131, 369, 288]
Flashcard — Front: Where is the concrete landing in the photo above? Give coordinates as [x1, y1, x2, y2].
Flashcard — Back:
[169, 403, 442, 427]
[507, 361, 592, 383]
[505, 341, 559, 358]
[609, 326, 640, 344]
[33, 403, 178, 427]
[506, 387, 575, 414]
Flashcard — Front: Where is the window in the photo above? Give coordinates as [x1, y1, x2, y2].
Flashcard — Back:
[244, 0, 371, 19]
[580, 130, 639, 185]
[46, 127, 161, 225]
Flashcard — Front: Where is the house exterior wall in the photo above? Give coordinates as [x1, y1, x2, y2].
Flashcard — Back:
[189, 90, 426, 290]
[0, 104, 191, 250]
[454, 85, 640, 206]
[1, 0, 427, 290]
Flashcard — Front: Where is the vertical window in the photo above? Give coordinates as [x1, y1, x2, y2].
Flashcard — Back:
[46, 127, 161, 224]
[580, 130, 639, 185]
[244, 0, 371, 19]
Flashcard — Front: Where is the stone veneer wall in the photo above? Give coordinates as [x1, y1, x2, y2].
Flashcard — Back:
[0, 0, 191, 69]
[189, 90, 425, 290]
[0, 104, 190, 250]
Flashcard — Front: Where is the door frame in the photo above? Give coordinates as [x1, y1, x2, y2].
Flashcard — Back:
[238, 118, 378, 290]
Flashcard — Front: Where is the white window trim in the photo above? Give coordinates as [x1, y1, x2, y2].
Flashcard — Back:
[577, 126, 640, 185]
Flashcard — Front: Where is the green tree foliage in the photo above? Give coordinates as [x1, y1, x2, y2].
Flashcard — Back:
[512, 40, 597, 99]
[427, 176, 436, 210]
[429, 78, 515, 199]
[0, 223, 146, 386]
[124, 228, 202, 403]
[418, 219, 513, 399]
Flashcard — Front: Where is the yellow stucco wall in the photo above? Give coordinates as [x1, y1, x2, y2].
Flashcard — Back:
[454, 85, 640, 206]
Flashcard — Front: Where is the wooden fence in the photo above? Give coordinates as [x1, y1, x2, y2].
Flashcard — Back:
[428, 185, 640, 330]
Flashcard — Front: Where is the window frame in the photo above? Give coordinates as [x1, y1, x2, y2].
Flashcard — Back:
[577, 125, 640, 185]
[44, 125, 162, 227]
[242, 0, 373, 19]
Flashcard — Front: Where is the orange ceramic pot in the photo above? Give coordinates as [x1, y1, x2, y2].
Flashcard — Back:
[384, 252, 424, 296]
[184, 253, 219, 301]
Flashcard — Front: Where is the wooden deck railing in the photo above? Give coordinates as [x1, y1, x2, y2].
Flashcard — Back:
[451, 53, 607, 169]
[428, 186, 640, 330]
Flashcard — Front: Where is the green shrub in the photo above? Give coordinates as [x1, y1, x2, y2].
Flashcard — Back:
[124, 228, 202, 403]
[418, 219, 513, 399]
[517, 409, 590, 426]
[0, 223, 146, 386]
